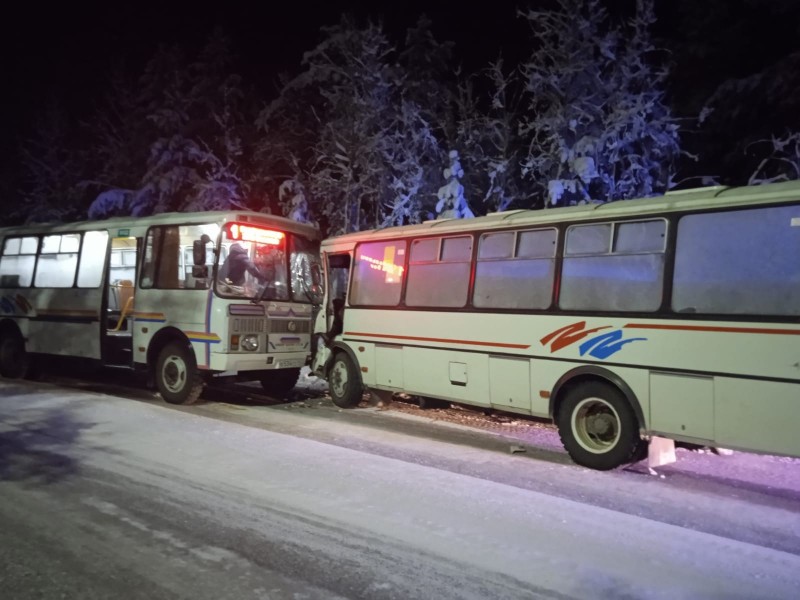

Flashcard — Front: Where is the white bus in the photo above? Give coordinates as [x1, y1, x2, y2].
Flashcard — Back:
[0, 210, 321, 404]
[310, 180, 800, 470]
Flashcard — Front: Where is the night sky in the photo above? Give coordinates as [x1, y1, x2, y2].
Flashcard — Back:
[0, 1, 525, 161]
[2, 1, 799, 208]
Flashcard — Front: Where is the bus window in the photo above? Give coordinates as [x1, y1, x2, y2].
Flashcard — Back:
[673, 205, 800, 315]
[290, 235, 322, 303]
[0, 236, 38, 287]
[350, 240, 406, 306]
[405, 235, 471, 308]
[35, 234, 80, 288]
[142, 224, 220, 290]
[473, 228, 557, 310]
[77, 230, 109, 288]
[216, 223, 289, 299]
[560, 219, 666, 312]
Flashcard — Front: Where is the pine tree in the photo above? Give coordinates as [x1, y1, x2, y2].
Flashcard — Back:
[519, 0, 680, 206]
[83, 67, 152, 218]
[256, 16, 445, 235]
[278, 179, 317, 226]
[88, 29, 255, 218]
[475, 59, 526, 213]
[436, 150, 474, 219]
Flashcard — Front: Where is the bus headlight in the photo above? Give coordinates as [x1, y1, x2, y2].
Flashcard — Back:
[241, 334, 259, 352]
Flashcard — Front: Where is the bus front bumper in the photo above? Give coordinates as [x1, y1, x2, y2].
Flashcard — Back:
[208, 351, 309, 374]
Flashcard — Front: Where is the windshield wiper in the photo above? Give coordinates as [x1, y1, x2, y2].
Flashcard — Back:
[251, 281, 270, 304]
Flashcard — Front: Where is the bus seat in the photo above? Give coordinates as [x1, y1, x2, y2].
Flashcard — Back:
[110, 295, 135, 332]
[110, 280, 135, 332]
[116, 280, 134, 307]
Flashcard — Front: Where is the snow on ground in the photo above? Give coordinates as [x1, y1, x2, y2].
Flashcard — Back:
[2, 379, 800, 599]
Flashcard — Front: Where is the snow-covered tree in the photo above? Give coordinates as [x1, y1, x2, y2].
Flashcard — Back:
[436, 150, 474, 219]
[398, 14, 455, 142]
[380, 99, 440, 228]
[256, 17, 445, 236]
[89, 29, 256, 218]
[698, 50, 800, 185]
[278, 179, 316, 226]
[475, 59, 525, 213]
[661, 0, 800, 184]
[519, 0, 680, 206]
[747, 132, 800, 185]
[444, 77, 486, 214]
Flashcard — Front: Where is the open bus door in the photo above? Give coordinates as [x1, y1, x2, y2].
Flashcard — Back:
[311, 252, 350, 376]
[102, 236, 141, 366]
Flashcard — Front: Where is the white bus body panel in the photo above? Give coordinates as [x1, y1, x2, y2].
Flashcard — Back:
[8, 288, 103, 359]
[340, 308, 799, 452]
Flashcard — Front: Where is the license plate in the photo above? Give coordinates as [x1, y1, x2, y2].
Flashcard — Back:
[275, 358, 305, 369]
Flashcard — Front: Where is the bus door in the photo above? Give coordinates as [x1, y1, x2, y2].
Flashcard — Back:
[103, 236, 140, 366]
[325, 253, 351, 339]
[311, 252, 350, 375]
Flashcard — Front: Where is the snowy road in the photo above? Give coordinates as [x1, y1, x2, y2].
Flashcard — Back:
[1, 377, 799, 600]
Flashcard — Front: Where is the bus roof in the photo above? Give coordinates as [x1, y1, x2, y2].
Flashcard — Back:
[0, 210, 321, 239]
[322, 179, 800, 246]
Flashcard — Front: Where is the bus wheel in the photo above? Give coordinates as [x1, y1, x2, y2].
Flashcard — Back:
[329, 352, 362, 408]
[156, 342, 203, 405]
[260, 368, 301, 399]
[0, 332, 30, 379]
[556, 382, 644, 471]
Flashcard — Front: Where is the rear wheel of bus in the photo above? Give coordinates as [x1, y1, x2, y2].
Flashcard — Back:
[556, 381, 645, 470]
[156, 341, 204, 405]
[0, 330, 29, 379]
[260, 368, 301, 399]
[329, 352, 362, 408]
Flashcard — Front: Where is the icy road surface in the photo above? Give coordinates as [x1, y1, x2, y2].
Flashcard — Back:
[1, 377, 799, 600]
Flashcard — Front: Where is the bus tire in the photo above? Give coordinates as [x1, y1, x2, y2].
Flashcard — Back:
[260, 368, 301, 399]
[156, 341, 204, 405]
[329, 352, 362, 408]
[0, 331, 30, 379]
[556, 381, 644, 471]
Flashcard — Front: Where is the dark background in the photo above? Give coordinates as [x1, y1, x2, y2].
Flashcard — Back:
[2, 0, 799, 202]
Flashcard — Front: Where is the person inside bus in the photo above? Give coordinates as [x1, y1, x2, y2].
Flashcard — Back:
[218, 242, 267, 287]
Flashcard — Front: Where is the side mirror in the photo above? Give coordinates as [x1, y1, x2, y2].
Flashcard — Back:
[193, 235, 211, 266]
[192, 265, 209, 278]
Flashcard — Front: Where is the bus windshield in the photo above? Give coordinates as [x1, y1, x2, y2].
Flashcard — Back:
[216, 222, 320, 303]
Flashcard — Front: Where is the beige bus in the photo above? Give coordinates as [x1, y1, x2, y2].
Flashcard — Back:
[0, 210, 321, 404]
[311, 180, 800, 470]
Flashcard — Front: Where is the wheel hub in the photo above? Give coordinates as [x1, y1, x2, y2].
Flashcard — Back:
[331, 364, 346, 397]
[162, 356, 185, 392]
[587, 413, 615, 437]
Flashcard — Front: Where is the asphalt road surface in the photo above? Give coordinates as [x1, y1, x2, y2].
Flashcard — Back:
[1, 374, 799, 600]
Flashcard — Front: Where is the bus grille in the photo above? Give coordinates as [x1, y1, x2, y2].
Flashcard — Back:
[232, 318, 266, 333]
[269, 319, 310, 334]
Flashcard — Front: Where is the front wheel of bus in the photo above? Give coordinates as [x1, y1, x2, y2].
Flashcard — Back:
[556, 382, 644, 471]
[329, 352, 362, 408]
[0, 332, 29, 379]
[156, 342, 204, 405]
[260, 368, 301, 399]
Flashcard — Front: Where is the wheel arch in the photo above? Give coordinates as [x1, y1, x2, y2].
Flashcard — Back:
[146, 327, 193, 378]
[0, 318, 24, 341]
[550, 365, 645, 431]
[328, 342, 362, 380]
